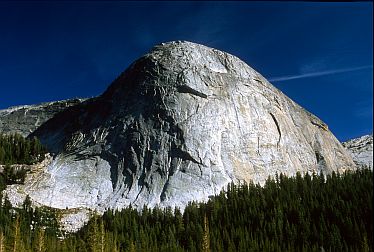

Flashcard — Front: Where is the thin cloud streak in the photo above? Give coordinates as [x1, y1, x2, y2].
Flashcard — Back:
[268, 65, 373, 82]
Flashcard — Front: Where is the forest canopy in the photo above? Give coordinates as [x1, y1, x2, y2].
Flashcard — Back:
[0, 169, 372, 252]
[0, 133, 46, 165]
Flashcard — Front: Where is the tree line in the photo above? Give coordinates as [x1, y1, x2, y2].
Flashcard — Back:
[0, 133, 46, 165]
[1, 168, 371, 251]
[0, 133, 47, 190]
[0, 194, 61, 252]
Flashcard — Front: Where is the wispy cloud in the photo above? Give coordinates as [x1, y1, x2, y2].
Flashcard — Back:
[268, 65, 373, 82]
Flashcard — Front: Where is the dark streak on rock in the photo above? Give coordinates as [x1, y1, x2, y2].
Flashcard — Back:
[311, 121, 328, 131]
[270, 112, 281, 147]
[170, 144, 201, 165]
[177, 85, 208, 99]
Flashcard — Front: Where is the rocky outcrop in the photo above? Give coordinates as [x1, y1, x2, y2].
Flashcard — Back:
[10, 41, 355, 214]
[343, 134, 373, 169]
[4, 154, 93, 233]
[0, 99, 85, 137]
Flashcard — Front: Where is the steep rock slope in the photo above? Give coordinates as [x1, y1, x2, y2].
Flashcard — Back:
[0, 99, 85, 137]
[343, 134, 373, 169]
[17, 41, 355, 211]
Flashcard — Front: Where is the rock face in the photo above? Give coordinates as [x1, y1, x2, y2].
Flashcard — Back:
[0, 99, 85, 137]
[18, 41, 355, 212]
[343, 134, 373, 169]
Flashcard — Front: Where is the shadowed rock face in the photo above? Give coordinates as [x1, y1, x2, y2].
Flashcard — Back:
[23, 41, 355, 211]
[0, 99, 85, 137]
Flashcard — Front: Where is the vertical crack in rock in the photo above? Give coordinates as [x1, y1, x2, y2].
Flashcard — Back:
[159, 178, 170, 202]
[274, 97, 282, 111]
[315, 151, 327, 173]
[270, 112, 281, 147]
[230, 90, 243, 135]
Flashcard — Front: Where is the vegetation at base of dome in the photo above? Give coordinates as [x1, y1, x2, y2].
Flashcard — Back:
[0, 194, 61, 252]
[0, 133, 47, 166]
[2, 164, 27, 185]
[0, 133, 47, 188]
[0, 169, 372, 251]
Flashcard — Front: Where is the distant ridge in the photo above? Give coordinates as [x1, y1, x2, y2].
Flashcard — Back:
[0, 98, 86, 137]
[343, 134, 373, 169]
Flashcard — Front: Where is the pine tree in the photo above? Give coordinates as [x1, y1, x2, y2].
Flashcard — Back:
[35, 227, 45, 252]
[362, 234, 370, 252]
[112, 236, 119, 252]
[99, 218, 105, 252]
[0, 231, 5, 252]
[88, 215, 99, 252]
[13, 215, 22, 252]
[128, 240, 136, 252]
[201, 215, 210, 252]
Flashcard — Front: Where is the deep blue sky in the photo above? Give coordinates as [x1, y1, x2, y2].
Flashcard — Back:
[0, 2, 372, 141]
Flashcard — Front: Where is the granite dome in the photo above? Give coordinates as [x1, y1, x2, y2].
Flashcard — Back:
[7, 41, 356, 219]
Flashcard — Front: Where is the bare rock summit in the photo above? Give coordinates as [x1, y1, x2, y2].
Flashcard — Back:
[13, 41, 355, 213]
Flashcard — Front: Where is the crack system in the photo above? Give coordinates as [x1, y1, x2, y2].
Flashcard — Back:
[270, 112, 281, 147]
